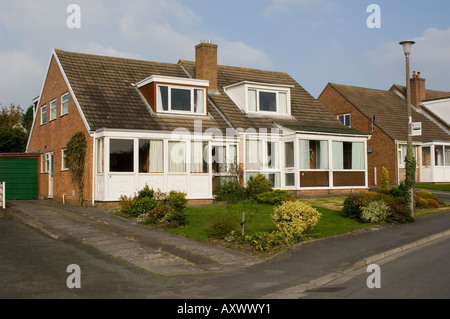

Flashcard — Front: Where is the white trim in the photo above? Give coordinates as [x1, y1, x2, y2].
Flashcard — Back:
[223, 80, 294, 90]
[135, 75, 209, 88]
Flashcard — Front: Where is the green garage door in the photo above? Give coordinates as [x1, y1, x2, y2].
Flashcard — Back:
[0, 157, 38, 200]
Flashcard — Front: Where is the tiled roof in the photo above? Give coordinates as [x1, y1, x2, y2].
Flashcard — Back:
[390, 84, 450, 101]
[329, 83, 450, 142]
[180, 60, 355, 134]
[55, 49, 360, 136]
[55, 49, 229, 133]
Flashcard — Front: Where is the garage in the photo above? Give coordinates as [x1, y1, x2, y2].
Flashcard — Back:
[0, 153, 39, 200]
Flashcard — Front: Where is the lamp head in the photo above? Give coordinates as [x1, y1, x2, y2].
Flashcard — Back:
[399, 40, 415, 56]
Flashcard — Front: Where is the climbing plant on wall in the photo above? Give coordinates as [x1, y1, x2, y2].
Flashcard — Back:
[66, 132, 87, 205]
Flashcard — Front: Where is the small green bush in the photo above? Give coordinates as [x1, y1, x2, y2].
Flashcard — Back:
[246, 174, 272, 199]
[381, 167, 389, 191]
[214, 179, 244, 204]
[256, 189, 295, 206]
[165, 191, 188, 213]
[136, 213, 158, 225]
[272, 201, 321, 243]
[245, 231, 285, 252]
[360, 200, 390, 223]
[119, 194, 136, 214]
[390, 182, 407, 198]
[128, 196, 158, 216]
[210, 211, 238, 239]
[137, 184, 154, 199]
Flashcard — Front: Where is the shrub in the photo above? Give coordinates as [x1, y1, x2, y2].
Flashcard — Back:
[165, 191, 188, 213]
[390, 182, 407, 198]
[381, 167, 389, 191]
[246, 174, 272, 199]
[384, 197, 414, 224]
[210, 211, 238, 239]
[256, 190, 295, 206]
[342, 192, 393, 220]
[246, 231, 285, 253]
[150, 204, 171, 221]
[128, 196, 158, 216]
[360, 200, 390, 223]
[214, 179, 244, 204]
[425, 198, 439, 208]
[119, 194, 136, 214]
[136, 213, 158, 225]
[165, 210, 188, 228]
[272, 201, 321, 243]
[137, 184, 154, 199]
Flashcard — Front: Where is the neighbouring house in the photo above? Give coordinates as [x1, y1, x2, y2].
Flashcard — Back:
[27, 42, 369, 205]
[318, 71, 450, 186]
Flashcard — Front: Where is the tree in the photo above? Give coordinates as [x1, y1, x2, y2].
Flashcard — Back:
[66, 132, 87, 205]
[0, 103, 28, 153]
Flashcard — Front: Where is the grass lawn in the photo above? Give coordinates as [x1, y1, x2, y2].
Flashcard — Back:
[416, 183, 450, 192]
[167, 197, 372, 244]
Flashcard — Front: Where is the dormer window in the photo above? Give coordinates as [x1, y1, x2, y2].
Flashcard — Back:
[248, 89, 288, 114]
[136, 75, 208, 116]
[224, 81, 292, 116]
[157, 85, 205, 114]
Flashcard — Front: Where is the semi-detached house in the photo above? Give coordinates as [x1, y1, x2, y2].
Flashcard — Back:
[27, 42, 369, 205]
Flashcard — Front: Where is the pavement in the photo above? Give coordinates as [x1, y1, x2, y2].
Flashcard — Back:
[2, 197, 450, 297]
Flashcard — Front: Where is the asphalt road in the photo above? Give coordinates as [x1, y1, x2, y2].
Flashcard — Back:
[0, 217, 181, 299]
[300, 236, 450, 299]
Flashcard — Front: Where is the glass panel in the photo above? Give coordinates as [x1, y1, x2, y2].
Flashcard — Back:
[171, 88, 191, 111]
[333, 141, 344, 170]
[169, 141, 186, 173]
[212, 145, 227, 173]
[285, 141, 294, 168]
[194, 89, 204, 113]
[157, 85, 168, 111]
[41, 106, 47, 123]
[259, 91, 277, 112]
[422, 147, 431, 166]
[435, 145, 444, 166]
[110, 139, 134, 172]
[268, 173, 281, 188]
[96, 139, 103, 173]
[285, 173, 295, 187]
[150, 140, 164, 173]
[246, 140, 261, 170]
[445, 146, 450, 166]
[351, 142, 365, 170]
[62, 94, 69, 115]
[248, 89, 257, 112]
[278, 92, 287, 114]
[139, 140, 150, 173]
[267, 142, 279, 169]
[50, 100, 57, 120]
[191, 141, 208, 173]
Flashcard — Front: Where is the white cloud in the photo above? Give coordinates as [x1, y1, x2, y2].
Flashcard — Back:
[368, 27, 450, 91]
[0, 50, 45, 107]
[264, 0, 336, 17]
[219, 41, 273, 70]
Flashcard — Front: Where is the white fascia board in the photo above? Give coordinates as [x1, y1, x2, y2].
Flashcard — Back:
[134, 75, 209, 88]
[53, 49, 91, 134]
[26, 50, 54, 152]
[223, 80, 294, 91]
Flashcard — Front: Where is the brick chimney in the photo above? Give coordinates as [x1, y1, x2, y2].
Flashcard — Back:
[410, 71, 426, 108]
[195, 41, 218, 92]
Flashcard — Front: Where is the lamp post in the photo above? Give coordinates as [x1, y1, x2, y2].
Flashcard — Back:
[399, 40, 415, 217]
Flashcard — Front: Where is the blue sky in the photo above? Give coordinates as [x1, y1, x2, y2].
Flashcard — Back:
[1, 0, 450, 110]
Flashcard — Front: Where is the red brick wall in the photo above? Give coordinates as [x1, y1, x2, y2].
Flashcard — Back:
[27, 55, 93, 203]
[318, 85, 398, 186]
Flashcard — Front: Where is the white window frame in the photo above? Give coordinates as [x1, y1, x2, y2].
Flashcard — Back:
[156, 84, 207, 115]
[61, 148, 68, 171]
[338, 114, 351, 127]
[50, 99, 57, 121]
[40, 154, 45, 173]
[41, 105, 47, 125]
[247, 86, 290, 115]
[61, 93, 69, 116]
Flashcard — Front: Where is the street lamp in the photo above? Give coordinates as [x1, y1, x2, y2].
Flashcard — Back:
[399, 40, 415, 217]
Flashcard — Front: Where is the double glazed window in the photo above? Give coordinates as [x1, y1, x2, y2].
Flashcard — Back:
[139, 140, 164, 173]
[157, 85, 205, 114]
[41, 105, 47, 124]
[50, 99, 57, 121]
[338, 114, 351, 127]
[299, 140, 329, 170]
[333, 142, 365, 170]
[248, 89, 288, 114]
[61, 93, 69, 116]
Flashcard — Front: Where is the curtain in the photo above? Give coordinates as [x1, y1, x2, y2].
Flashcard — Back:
[194, 89, 204, 114]
[191, 141, 203, 173]
[169, 141, 186, 173]
[246, 139, 260, 170]
[248, 89, 257, 112]
[435, 146, 444, 166]
[299, 140, 310, 169]
[445, 146, 450, 166]
[268, 142, 279, 169]
[333, 141, 344, 170]
[278, 92, 287, 114]
[319, 140, 329, 169]
[351, 142, 365, 170]
[150, 140, 163, 173]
